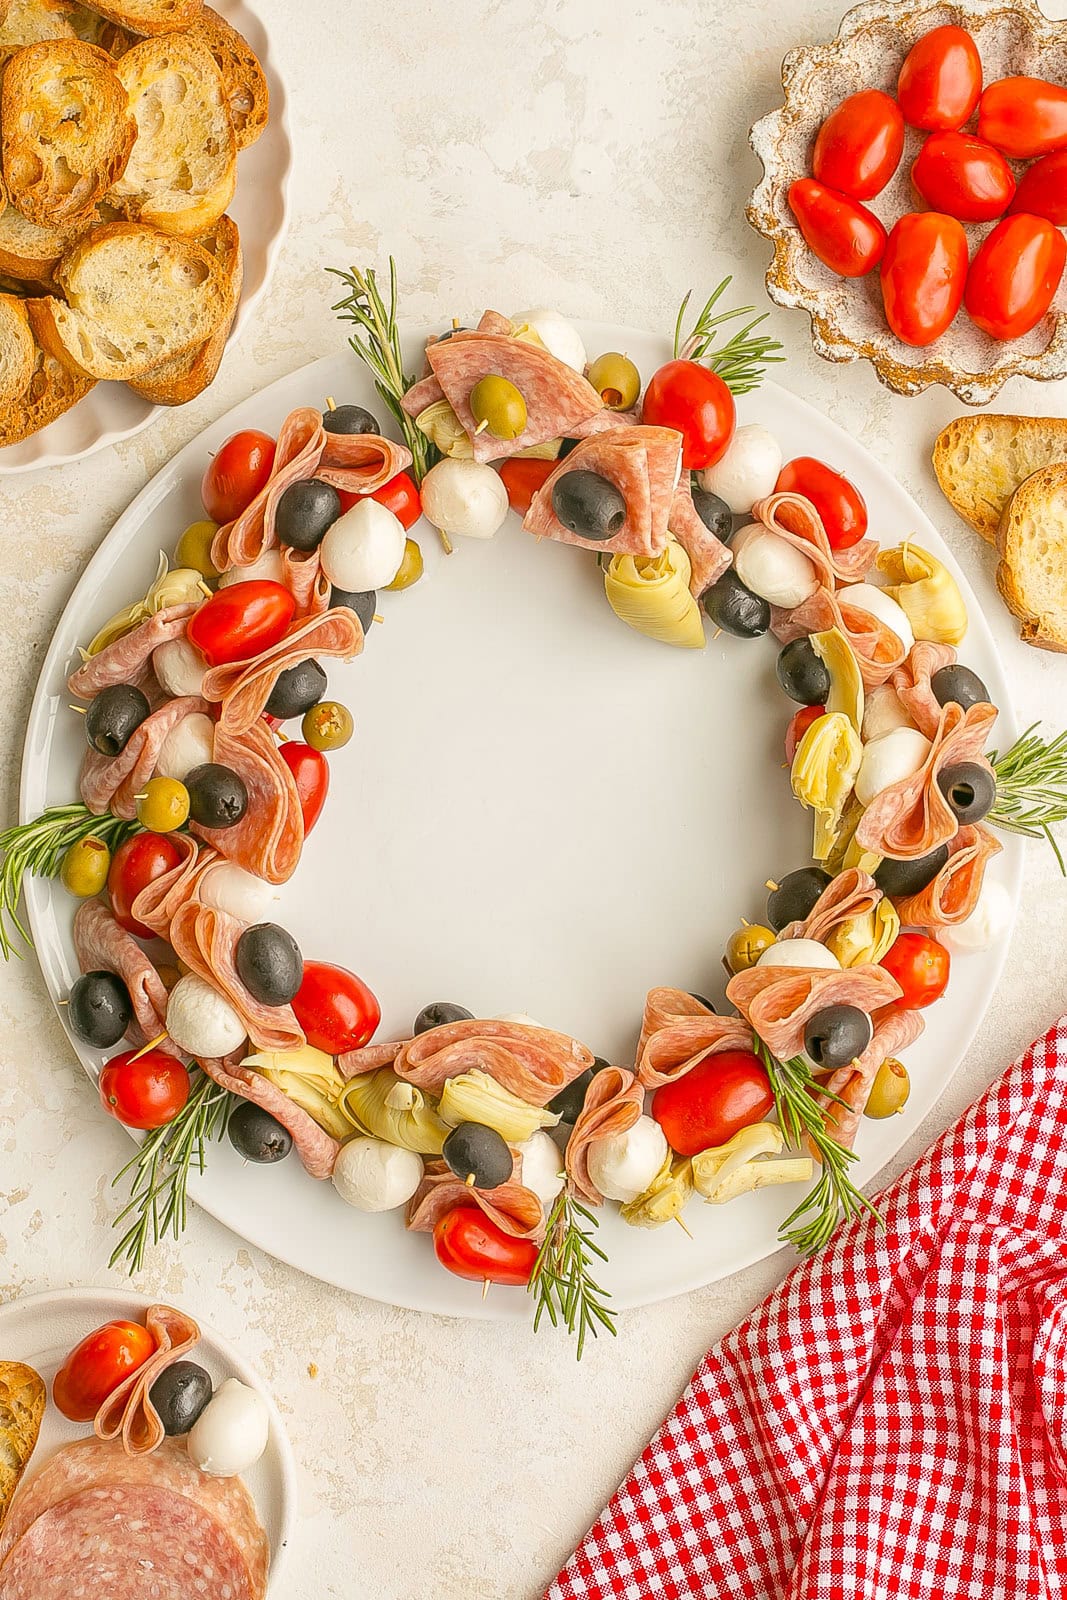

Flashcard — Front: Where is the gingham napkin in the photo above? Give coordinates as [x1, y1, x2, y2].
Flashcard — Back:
[548, 1017, 1067, 1600]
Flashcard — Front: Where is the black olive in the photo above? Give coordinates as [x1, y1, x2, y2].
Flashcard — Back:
[937, 760, 996, 824]
[413, 1000, 474, 1035]
[185, 763, 248, 829]
[803, 1005, 873, 1070]
[551, 470, 627, 542]
[875, 845, 950, 899]
[68, 970, 133, 1049]
[228, 1100, 293, 1162]
[236, 923, 304, 1006]
[690, 993, 717, 1012]
[776, 639, 832, 706]
[149, 1361, 213, 1437]
[434, 326, 470, 342]
[766, 866, 832, 931]
[701, 571, 770, 639]
[691, 485, 733, 544]
[442, 1121, 513, 1190]
[265, 658, 328, 720]
[930, 664, 989, 712]
[330, 588, 376, 634]
[275, 479, 341, 552]
[84, 684, 151, 757]
[557, 438, 581, 459]
[322, 403, 380, 435]
[548, 1056, 610, 1124]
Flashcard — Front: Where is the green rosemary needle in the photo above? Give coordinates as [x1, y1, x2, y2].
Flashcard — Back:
[673, 279, 785, 394]
[530, 1188, 617, 1358]
[989, 723, 1067, 874]
[0, 804, 136, 960]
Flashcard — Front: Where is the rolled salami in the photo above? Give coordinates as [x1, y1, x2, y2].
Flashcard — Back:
[191, 719, 304, 886]
[891, 640, 958, 738]
[79, 696, 207, 818]
[523, 426, 682, 557]
[770, 585, 906, 689]
[565, 1067, 645, 1204]
[199, 1054, 340, 1179]
[72, 900, 180, 1056]
[895, 823, 1002, 929]
[406, 1161, 544, 1240]
[855, 699, 998, 861]
[725, 963, 903, 1063]
[67, 604, 197, 700]
[668, 478, 731, 598]
[93, 1304, 200, 1457]
[776, 868, 882, 946]
[751, 491, 877, 590]
[201, 607, 362, 735]
[393, 1018, 594, 1107]
[636, 988, 754, 1089]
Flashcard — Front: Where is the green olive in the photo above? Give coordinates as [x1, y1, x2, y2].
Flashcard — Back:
[302, 700, 354, 752]
[175, 519, 220, 580]
[137, 776, 191, 833]
[725, 923, 776, 973]
[385, 538, 424, 592]
[587, 352, 641, 411]
[469, 375, 527, 441]
[864, 1058, 910, 1119]
[60, 836, 111, 898]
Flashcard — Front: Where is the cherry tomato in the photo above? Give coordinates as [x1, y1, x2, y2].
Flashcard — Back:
[1009, 150, 1067, 225]
[100, 1048, 190, 1131]
[651, 1050, 774, 1158]
[107, 832, 183, 939]
[787, 178, 887, 278]
[880, 932, 950, 1008]
[432, 1206, 538, 1286]
[292, 960, 381, 1054]
[812, 89, 904, 200]
[201, 430, 276, 524]
[964, 213, 1067, 341]
[339, 471, 422, 529]
[187, 580, 295, 667]
[640, 359, 735, 470]
[53, 1320, 157, 1422]
[278, 740, 329, 835]
[897, 26, 982, 132]
[774, 456, 868, 550]
[911, 132, 1016, 223]
[978, 77, 1067, 159]
[880, 211, 969, 347]
[785, 703, 826, 763]
[498, 457, 556, 516]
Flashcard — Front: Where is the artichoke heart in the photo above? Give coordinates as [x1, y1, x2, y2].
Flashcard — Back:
[876, 541, 968, 646]
[508, 320, 545, 349]
[811, 627, 864, 735]
[692, 1123, 813, 1205]
[414, 399, 474, 459]
[243, 1045, 351, 1140]
[604, 538, 704, 649]
[791, 711, 862, 862]
[438, 1069, 560, 1144]
[620, 1151, 693, 1229]
[338, 1068, 450, 1154]
[827, 898, 900, 967]
[85, 552, 211, 656]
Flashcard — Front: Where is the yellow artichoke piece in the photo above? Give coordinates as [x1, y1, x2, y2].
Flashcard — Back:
[338, 1067, 450, 1154]
[876, 541, 968, 646]
[620, 1152, 694, 1229]
[604, 538, 705, 650]
[811, 626, 864, 735]
[827, 899, 900, 967]
[85, 552, 211, 657]
[438, 1069, 560, 1145]
[791, 711, 862, 862]
[243, 1044, 351, 1140]
[692, 1123, 812, 1205]
[414, 399, 474, 459]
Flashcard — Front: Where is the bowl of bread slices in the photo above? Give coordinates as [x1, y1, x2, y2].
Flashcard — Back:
[0, 0, 289, 471]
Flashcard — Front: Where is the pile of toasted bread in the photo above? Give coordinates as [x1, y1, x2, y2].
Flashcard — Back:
[0, 1360, 43, 1529]
[0, 0, 268, 448]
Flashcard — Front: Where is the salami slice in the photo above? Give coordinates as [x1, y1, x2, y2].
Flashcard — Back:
[810, 1004, 925, 1152]
[129, 834, 217, 940]
[202, 608, 363, 735]
[770, 585, 906, 689]
[895, 823, 1002, 929]
[338, 1039, 405, 1077]
[567, 407, 640, 437]
[752, 491, 878, 591]
[401, 370, 446, 416]
[191, 719, 304, 885]
[393, 1018, 594, 1107]
[636, 988, 754, 1089]
[280, 544, 331, 618]
[72, 900, 179, 1055]
[725, 962, 903, 1063]
[67, 604, 198, 700]
[476, 309, 514, 336]
[211, 407, 324, 572]
[316, 428, 412, 497]
[423, 332, 603, 463]
[855, 700, 998, 861]
[523, 426, 681, 557]
[169, 902, 303, 1052]
[406, 1161, 544, 1240]
[94, 1305, 200, 1457]
[776, 868, 882, 946]
[565, 1067, 645, 1204]
[891, 640, 958, 739]
[79, 696, 207, 818]
[668, 478, 731, 597]
[199, 1054, 340, 1179]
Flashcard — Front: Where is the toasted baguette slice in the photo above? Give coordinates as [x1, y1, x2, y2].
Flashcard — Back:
[933, 413, 1067, 545]
[995, 464, 1067, 652]
[189, 5, 266, 149]
[0, 0, 77, 53]
[30, 221, 229, 380]
[0, 290, 34, 404]
[77, 0, 202, 35]
[1, 297, 94, 442]
[113, 33, 236, 236]
[130, 212, 240, 403]
[0, 203, 78, 283]
[1, 39, 136, 227]
[0, 1361, 45, 1529]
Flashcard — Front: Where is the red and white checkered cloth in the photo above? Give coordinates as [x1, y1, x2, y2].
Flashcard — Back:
[548, 1016, 1067, 1600]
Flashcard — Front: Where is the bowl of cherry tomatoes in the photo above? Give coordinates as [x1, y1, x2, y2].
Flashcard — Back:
[747, 0, 1067, 403]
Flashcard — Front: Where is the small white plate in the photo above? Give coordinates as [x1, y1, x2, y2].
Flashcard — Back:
[0, 1286, 296, 1591]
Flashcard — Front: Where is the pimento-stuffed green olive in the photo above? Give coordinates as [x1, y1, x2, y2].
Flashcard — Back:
[301, 700, 353, 752]
[587, 352, 641, 410]
[61, 836, 112, 898]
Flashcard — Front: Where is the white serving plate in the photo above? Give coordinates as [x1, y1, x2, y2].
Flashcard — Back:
[0, 1286, 296, 1591]
[0, 0, 292, 474]
[19, 323, 1022, 1321]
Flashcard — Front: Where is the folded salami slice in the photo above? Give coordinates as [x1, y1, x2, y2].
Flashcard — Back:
[93, 1304, 200, 1457]
[169, 902, 303, 1052]
[67, 603, 198, 700]
[770, 585, 906, 688]
[401, 370, 446, 417]
[896, 823, 1002, 929]
[752, 491, 878, 591]
[855, 699, 998, 861]
[810, 1003, 925, 1152]
[406, 1161, 544, 1240]
[523, 426, 682, 557]
[338, 1039, 405, 1077]
[202, 608, 363, 735]
[211, 407, 325, 572]
[776, 868, 882, 946]
[72, 900, 180, 1055]
[636, 988, 754, 1089]
[565, 1067, 645, 1204]
[79, 695, 207, 817]
[392, 1018, 594, 1107]
[725, 963, 903, 1063]
[315, 427, 411, 495]
[280, 544, 331, 618]
[130, 834, 217, 940]
[891, 640, 958, 739]
[199, 1054, 340, 1178]
[191, 719, 304, 885]
[668, 478, 731, 597]
[476, 308, 514, 336]
[567, 407, 640, 437]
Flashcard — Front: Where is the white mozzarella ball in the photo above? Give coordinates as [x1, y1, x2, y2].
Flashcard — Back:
[941, 879, 1013, 955]
[586, 1115, 668, 1204]
[696, 424, 782, 515]
[197, 861, 276, 923]
[838, 583, 915, 652]
[217, 549, 285, 588]
[517, 1130, 565, 1209]
[332, 1137, 424, 1212]
[166, 974, 247, 1059]
[855, 727, 932, 807]
[420, 458, 509, 541]
[319, 499, 405, 591]
[154, 637, 208, 699]
[510, 307, 587, 372]
[758, 938, 842, 970]
[862, 684, 914, 743]
[188, 1378, 269, 1478]
[156, 711, 215, 782]
[732, 523, 819, 609]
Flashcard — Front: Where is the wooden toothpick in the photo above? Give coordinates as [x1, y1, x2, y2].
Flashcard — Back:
[127, 1031, 169, 1062]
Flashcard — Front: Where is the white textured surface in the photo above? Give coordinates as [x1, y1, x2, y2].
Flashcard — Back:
[1, 2, 1066, 1595]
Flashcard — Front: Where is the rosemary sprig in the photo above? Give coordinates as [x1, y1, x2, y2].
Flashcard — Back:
[673, 278, 785, 394]
[109, 1071, 235, 1273]
[530, 1187, 617, 1358]
[0, 804, 136, 960]
[989, 723, 1067, 874]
